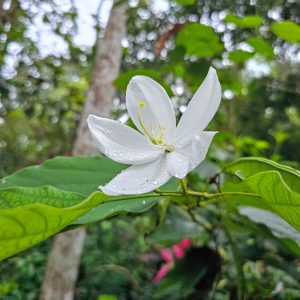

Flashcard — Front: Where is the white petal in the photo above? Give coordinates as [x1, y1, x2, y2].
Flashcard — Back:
[126, 76, 176, 144]
[175, 67, 221, 145]
[177, 131, 217, 172]
[166, 152, 189, 179]
[87, 115, 164, 165]
[100, 157, 172, 195]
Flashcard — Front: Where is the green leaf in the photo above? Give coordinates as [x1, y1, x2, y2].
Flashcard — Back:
[239, 206, 300, 246]
[74, 179, 177, 225]
[228, 50, 254, 63]
[74, 196, 160, 225]
[113, 69, 172, 95]
[224, 157, 300, 231]
[224, 157, 300, 193]
[0, 186, 84, 209]
[175, 0, 196, 5]
[224, 13, 263, 28]
[177, 23, 223, 58]
[244, 171, 300, 232]
[0, 190, 107, 260]
[272, 21, 300, 43]
[246, 37, 274, 58]
[0, 156, 126, 196]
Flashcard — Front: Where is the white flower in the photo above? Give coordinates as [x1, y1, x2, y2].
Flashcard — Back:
[87, 67, 221, 195]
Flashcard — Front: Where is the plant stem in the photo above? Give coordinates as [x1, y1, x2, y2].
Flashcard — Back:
[103, 190, 259, 204]
[187, 190, 258, 199]
[104, 191, 182, 203]
[179, 179, 188, 195]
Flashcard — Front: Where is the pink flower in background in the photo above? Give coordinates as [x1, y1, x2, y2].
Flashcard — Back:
[152, 239, 192, 283]
[160, 248, 173, 264]
[172, 239, 192, 259]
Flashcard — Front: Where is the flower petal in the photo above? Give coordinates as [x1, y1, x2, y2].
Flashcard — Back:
[166, 151, 189, 179]
[126, 76, 176, 144]
[100, 157, 172, 195]
[152, 264, 170, 283]
[175, 67, 221, 145]
[178, 131, 217, 172]
[87, 115, 164, 165]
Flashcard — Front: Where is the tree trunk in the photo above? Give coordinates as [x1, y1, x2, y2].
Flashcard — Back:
[39, 3, 127, 300]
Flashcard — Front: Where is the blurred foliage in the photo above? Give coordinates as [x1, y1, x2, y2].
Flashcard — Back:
[0, 0, 300, 299]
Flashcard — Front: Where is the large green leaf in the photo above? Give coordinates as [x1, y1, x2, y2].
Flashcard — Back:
[224, 157, 300, 231]
[0, 156, 126, 196]
[0, 156, 181, 258]
[224, 13, 263, 28]
[177, 23, 223, 58]
[224, 157, 300, 193]
[0, 190, 107, 260]
[244, 171, 300, 232]
[272, 21, 300, 43]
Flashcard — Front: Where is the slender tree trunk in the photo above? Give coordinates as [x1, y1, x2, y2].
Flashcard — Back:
[39, 3, 127, 300]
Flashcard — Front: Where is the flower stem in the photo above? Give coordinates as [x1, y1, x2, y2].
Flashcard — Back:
[179, 179, 188, 195]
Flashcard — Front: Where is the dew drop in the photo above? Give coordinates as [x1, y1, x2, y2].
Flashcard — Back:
[142, 200, 146, 205]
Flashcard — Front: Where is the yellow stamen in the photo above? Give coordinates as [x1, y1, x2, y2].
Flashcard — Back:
[138, 101, 145, 108]
[136, 101, 174, 151]
[137, 111, 158, 144]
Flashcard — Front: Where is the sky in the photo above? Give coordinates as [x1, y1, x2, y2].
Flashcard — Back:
[2, 0, 169, 78]
[28, 0, 170, 56]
